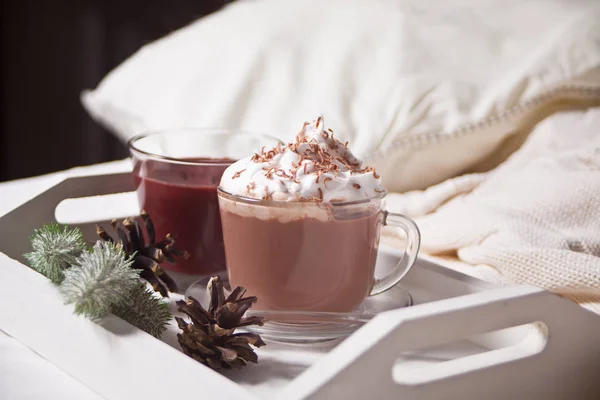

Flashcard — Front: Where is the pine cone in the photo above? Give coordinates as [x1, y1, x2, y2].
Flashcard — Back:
[176, 276, 266, 370]
[96, 210, 188, 296]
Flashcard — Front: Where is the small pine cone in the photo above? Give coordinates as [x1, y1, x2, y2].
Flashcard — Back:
[175, 277, 266, 370]
[96, 211, 188, 296]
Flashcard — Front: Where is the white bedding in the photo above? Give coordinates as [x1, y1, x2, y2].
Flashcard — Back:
[385, 107, 600, 313]
[82, 0, 600, 192]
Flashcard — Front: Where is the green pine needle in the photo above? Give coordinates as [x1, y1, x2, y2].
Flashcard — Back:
[59, 241, 140, 320]
[25, 222, 174, 337]
[111, 283, 172, 338]
[24, 223, 86, 283]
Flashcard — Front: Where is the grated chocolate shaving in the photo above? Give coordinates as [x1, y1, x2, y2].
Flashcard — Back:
[232, 169, 246, 179]
[357, 166, 380, 179]
[262, 166, 276, 179]
[262, 186, 272, 200]
[279, 179, 288, 192]
[251, 142, 284, 164]
[241, 118, 381, 202]
[303, 196, 321, 202]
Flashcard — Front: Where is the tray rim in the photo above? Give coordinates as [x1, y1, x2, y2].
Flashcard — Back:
[2, 171, 599, 400]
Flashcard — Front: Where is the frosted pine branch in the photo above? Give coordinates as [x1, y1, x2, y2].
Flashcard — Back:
[111, 283, 172, 338]
[24, 223, 86, 283]
[60, 241, 140, 320]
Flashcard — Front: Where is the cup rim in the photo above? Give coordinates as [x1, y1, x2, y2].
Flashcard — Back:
[127, 127, 284, 166]
[217, 186, 388, 207]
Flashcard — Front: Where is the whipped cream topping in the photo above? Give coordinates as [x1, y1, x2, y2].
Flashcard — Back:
[220, 116, 386, 202]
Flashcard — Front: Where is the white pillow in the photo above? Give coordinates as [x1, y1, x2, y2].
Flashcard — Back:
[82, 0, 600, 192]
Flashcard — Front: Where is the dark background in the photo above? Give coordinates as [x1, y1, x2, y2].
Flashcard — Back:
[0, 0, 227, 182]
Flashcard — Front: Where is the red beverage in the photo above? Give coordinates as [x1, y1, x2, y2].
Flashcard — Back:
[128, 128, 282, 276]
[132, 158, 233, 275]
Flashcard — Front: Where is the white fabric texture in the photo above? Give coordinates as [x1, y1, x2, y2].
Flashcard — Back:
[82, 0, 600, 192]
[386, 108, 600, 312]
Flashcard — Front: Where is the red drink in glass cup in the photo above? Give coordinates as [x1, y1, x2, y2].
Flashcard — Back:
[128, 128, 281, 276]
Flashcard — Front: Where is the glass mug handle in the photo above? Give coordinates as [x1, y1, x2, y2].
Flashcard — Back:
[370, 211, 421, 296]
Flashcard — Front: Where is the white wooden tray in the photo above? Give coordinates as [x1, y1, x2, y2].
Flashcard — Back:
[1, 172, 599, 399]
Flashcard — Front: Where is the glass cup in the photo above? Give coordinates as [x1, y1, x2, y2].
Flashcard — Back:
[128, 128, 281, 276]
[218, 188, 421, 312]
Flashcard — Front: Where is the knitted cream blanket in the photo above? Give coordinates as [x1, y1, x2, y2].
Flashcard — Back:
[385, 108, 600, 313]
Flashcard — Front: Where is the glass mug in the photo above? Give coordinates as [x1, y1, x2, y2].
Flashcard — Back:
[128, 128, 281, 275]
[218, 188, 421, 312]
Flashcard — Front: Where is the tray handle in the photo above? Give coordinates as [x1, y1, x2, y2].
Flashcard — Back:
[0, 172, 135, 264]
[282, 285, 600, 400]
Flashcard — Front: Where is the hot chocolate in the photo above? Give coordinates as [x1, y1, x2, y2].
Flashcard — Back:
[219, 195, 382, 311]
[219, 116, 398, 312]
